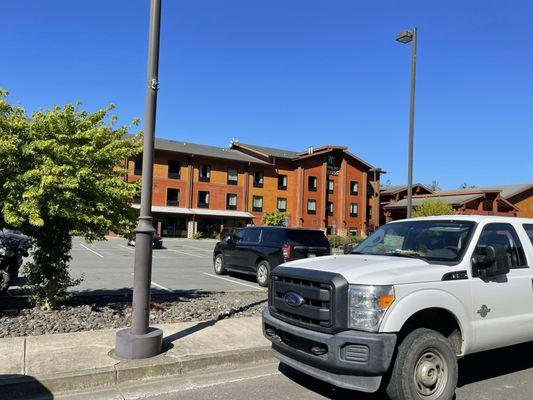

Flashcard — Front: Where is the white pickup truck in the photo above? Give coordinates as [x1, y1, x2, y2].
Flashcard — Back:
[262, 215, 533, 400]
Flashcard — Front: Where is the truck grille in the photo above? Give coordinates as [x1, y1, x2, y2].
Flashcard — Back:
[270, 274, 333, 331]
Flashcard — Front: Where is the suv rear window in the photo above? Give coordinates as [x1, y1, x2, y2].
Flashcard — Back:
[260, 229, 287, 246]
[288, 230, 329, 248]
[524, 224, 533, 245]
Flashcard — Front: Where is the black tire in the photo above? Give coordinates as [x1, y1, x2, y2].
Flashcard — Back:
[256, 260, 270, 287]
[386, 328, 458, 400]
[213, 253, 226, 275]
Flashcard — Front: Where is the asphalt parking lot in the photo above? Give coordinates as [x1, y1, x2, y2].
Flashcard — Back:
[67, 237, 265, 294]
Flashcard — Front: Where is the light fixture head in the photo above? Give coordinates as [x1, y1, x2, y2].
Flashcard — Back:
[396, 30, 414, 44]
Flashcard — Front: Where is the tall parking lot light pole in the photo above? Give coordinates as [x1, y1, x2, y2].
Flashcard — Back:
[115, 0, 163, 359]
[396, 28, 417, 219]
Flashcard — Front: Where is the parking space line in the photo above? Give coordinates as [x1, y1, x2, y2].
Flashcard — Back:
[79, 243, 104, 258]
[118, 244, 165, 259]
[118, 244, 134, 251]
[161, 248, 206, 258]
[202, 272, 266, 291]
[130, 273, 172, 292]
[179, 244, 213, 252]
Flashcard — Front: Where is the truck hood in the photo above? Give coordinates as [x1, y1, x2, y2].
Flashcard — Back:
[282, 254, 455, 285]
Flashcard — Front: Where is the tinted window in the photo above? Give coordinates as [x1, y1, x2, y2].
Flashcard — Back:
[243, 228, 261, 243]
[233, 229, 245, 243]
[288, 230, 329, 248]
[261, 229, 287, 245]
[474, 223, 527, 268]
[524, 224, 533, 245]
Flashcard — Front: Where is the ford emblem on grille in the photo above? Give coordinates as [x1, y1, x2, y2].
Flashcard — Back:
[283, 291, 305, 307]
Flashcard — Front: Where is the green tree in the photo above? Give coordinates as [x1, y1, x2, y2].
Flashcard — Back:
[458, 182, 477, 189]
[0, 91, 141, 309]
[262, 211, 287, 226]
[412, 199, 455, 218]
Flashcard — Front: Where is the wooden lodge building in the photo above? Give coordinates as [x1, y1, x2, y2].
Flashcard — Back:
[381, 183, 533, 223]
[126, 137, 383, 238]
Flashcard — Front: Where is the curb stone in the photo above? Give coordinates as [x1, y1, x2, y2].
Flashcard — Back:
[0, 346, 274, 399]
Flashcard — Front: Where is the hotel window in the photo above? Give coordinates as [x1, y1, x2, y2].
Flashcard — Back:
[253, 171, 264, 188]
[199, 164, 211, 182]
[227, 168, 238, 185]
[278, 174, 287, 190]
[350, 181, 359, 195]
[327, 201, 334, 216]
[134, 155, 143, 176]
[349, 228, 358, 236]
[132, 194, 141, 204]
[226, 193, 237, 210]
[327, 179, 334, 194]
[168, 161, 181, 179]
[166, 188, 180, 206]
[198, 191, 210, 208]
[308, 176, 317, 192]
[252, 196, 263, 212]
[349, 203, 358, 217]
[277, 197, 287, 212]
[307, 199, 317, 214]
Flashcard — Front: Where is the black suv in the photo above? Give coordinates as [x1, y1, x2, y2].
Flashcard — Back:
[213, 226, 330, 286]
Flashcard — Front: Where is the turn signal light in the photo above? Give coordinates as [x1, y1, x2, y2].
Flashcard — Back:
[379, 294, 395, 309]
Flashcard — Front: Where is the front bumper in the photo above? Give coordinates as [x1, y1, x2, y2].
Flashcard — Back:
[262, 308, 396, 393]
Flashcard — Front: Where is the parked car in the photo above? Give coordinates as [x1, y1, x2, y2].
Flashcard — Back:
[0, 229, 31, 293]
[213, 226, 330, 287]
[263, 215, 533, 400]
[127, 233, 163, 249]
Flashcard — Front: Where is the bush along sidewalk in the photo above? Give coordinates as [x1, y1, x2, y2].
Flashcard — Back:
[327, 234, 364, 249]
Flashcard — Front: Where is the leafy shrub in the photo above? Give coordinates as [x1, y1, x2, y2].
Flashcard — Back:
[192, 232, 203, 240]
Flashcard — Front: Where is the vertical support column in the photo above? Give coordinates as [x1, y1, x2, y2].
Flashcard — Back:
[243, 170, 250, 212]
[362, 172, 368, 236]
[296, 166, 304, 227]
[187, 161, 194, 208]
[321, 160, 327, 231]
[339, 158, 347, 237]
[115, 0, 163, 360]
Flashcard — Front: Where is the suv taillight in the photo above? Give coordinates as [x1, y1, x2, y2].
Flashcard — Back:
[282, 243, 291, 261]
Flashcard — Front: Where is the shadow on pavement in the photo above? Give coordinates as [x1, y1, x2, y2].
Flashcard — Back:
[1, 288, 213, 311]
[163, 297, 267, 347]
[0, 374, 53, 400]
[458, 340, 533, 387]
[279, 340, 533, 399]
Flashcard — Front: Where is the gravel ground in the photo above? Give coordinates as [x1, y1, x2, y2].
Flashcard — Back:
[0, 291, 267, 338]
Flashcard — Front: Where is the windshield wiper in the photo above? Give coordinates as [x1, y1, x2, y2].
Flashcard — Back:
[384, 250, 427, 260]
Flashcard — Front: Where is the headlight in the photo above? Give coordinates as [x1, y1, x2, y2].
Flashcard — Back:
[348, 285, 395, 332]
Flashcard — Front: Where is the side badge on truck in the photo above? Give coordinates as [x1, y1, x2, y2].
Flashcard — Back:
[477, 305, 491, 318]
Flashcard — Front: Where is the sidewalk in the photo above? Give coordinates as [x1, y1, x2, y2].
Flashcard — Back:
[0, 317, 272, 399]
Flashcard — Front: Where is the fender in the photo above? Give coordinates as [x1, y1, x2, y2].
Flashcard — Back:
[379, 288, 472, 355]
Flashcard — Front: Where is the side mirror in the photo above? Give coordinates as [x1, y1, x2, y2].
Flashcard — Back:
[472, 245, 510, 278]
[343, 243, 354, 254]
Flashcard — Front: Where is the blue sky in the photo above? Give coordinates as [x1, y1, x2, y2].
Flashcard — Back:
[2, 0, 532, 189]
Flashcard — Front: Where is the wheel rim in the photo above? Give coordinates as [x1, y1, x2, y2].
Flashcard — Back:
[413, 349, 448, 399]
[215, 256, 223, 272]
[258, 264, 267, 283]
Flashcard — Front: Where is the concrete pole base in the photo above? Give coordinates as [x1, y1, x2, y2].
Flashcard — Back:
[115, 327, 163, 359]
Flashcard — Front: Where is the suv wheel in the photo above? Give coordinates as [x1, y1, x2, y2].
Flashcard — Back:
[213, 254, 226, 275]
[256, 260, 270, 287]
[386, 328, 458, 400]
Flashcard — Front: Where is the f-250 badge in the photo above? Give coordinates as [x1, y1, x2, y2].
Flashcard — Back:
[477, 305, 491, 318]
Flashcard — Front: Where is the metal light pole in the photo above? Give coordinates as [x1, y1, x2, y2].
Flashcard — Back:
[396, 28, 417, 219]
[115, 0, 163, 359]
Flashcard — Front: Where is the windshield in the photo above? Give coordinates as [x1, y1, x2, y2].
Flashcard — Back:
[354, 220, 476, 262]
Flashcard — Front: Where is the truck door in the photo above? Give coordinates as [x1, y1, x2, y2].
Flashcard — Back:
[469, 222, 533, 352]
